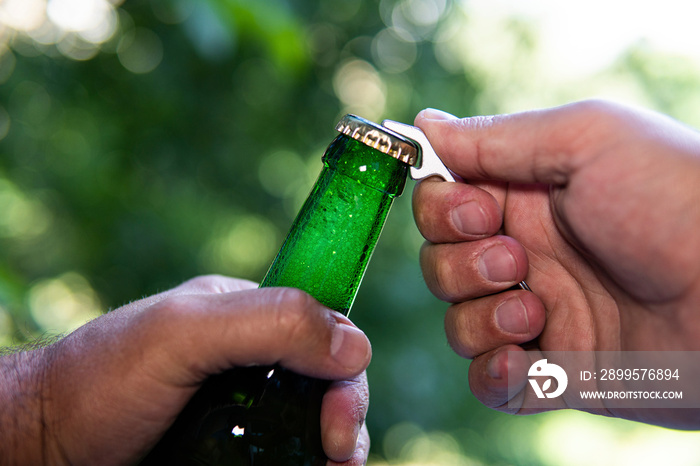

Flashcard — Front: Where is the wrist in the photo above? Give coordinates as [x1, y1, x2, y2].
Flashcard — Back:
[0, 348, 55, 464]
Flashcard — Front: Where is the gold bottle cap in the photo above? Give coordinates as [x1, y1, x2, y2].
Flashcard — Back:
[335, 114, 419, 166]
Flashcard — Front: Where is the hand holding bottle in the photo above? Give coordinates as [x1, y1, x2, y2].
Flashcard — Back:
[412, 100, 700, 428]
[0, 275, 371, 465]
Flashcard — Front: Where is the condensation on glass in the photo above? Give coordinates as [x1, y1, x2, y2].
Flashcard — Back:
[141, 115, 417, 465]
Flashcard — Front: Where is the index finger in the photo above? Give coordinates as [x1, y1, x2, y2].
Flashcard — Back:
[412, 177, 503, 243]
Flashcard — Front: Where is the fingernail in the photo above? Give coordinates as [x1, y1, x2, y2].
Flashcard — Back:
[452, 201, 488, 235]
[420, 108, 457, 121]
[495, 297, 529, 334]
[330, 323, 371, 370]
[487, 352, 503, 379]
[478, 244, 517, 282]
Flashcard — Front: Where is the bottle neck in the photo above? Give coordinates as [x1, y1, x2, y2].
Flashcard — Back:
[259, 134, 409, 313]
[323, 135, 407, 197]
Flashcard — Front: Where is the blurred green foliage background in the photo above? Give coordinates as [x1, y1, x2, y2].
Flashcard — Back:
[3, 0, 700, 464]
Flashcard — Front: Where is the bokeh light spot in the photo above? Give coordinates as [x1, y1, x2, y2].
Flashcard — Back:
[28, 272, 102, 333]
[378, 422, 477, 465]
[0, 177, 52, 238]
[48, 0, 117, 43]
[372, 28, 417, 73]
[0, 105, 10, 141]
[0, 305, 11, 344]
[201, 215, 279, 279]
[117, 27, 163, 74]
[258, 150, 308, 199]
[333, 59, 386, 121]
[535, 410, 700, 466]
[400, 0, 446, 28]
[0, 47, 17, 83]
[0, 0, 46, 32]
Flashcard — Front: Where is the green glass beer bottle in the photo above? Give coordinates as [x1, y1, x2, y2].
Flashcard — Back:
[141, 115, 417, 465]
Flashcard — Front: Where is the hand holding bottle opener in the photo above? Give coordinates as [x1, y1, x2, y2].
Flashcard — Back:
[382, 119, 531, 293]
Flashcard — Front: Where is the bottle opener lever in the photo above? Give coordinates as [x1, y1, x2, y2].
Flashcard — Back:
[381, 120, 456, 182]
[381, 119, 532, 293]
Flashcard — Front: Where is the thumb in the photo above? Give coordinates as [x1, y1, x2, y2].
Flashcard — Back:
[415, 101, 617, 185]
[144, 287, 372, 385]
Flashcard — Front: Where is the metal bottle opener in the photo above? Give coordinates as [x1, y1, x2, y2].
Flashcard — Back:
[382, 119, 531, 293]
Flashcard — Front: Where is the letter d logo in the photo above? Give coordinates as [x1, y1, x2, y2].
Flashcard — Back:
[528, 359, 568, 398]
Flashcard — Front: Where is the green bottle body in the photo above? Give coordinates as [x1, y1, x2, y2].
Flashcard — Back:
[141, 133, 407, 465]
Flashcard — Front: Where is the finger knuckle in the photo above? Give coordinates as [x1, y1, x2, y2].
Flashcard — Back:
[178, 274, 231, 293]
[342, 375, 370, 411]
[143, 294, 197, 329]
[411, 186, 430, 234]
[445, 306, 478, 359]
[423, 247, 461, 302]
[412, 181, 448, 240]
[460, 114, 498, 131]
[267, 288, 320, 341]
[575, 98, 611, 113]
[570, 99, 629, 138]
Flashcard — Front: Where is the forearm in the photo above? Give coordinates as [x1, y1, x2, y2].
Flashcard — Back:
[0, 349, 51, 464]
